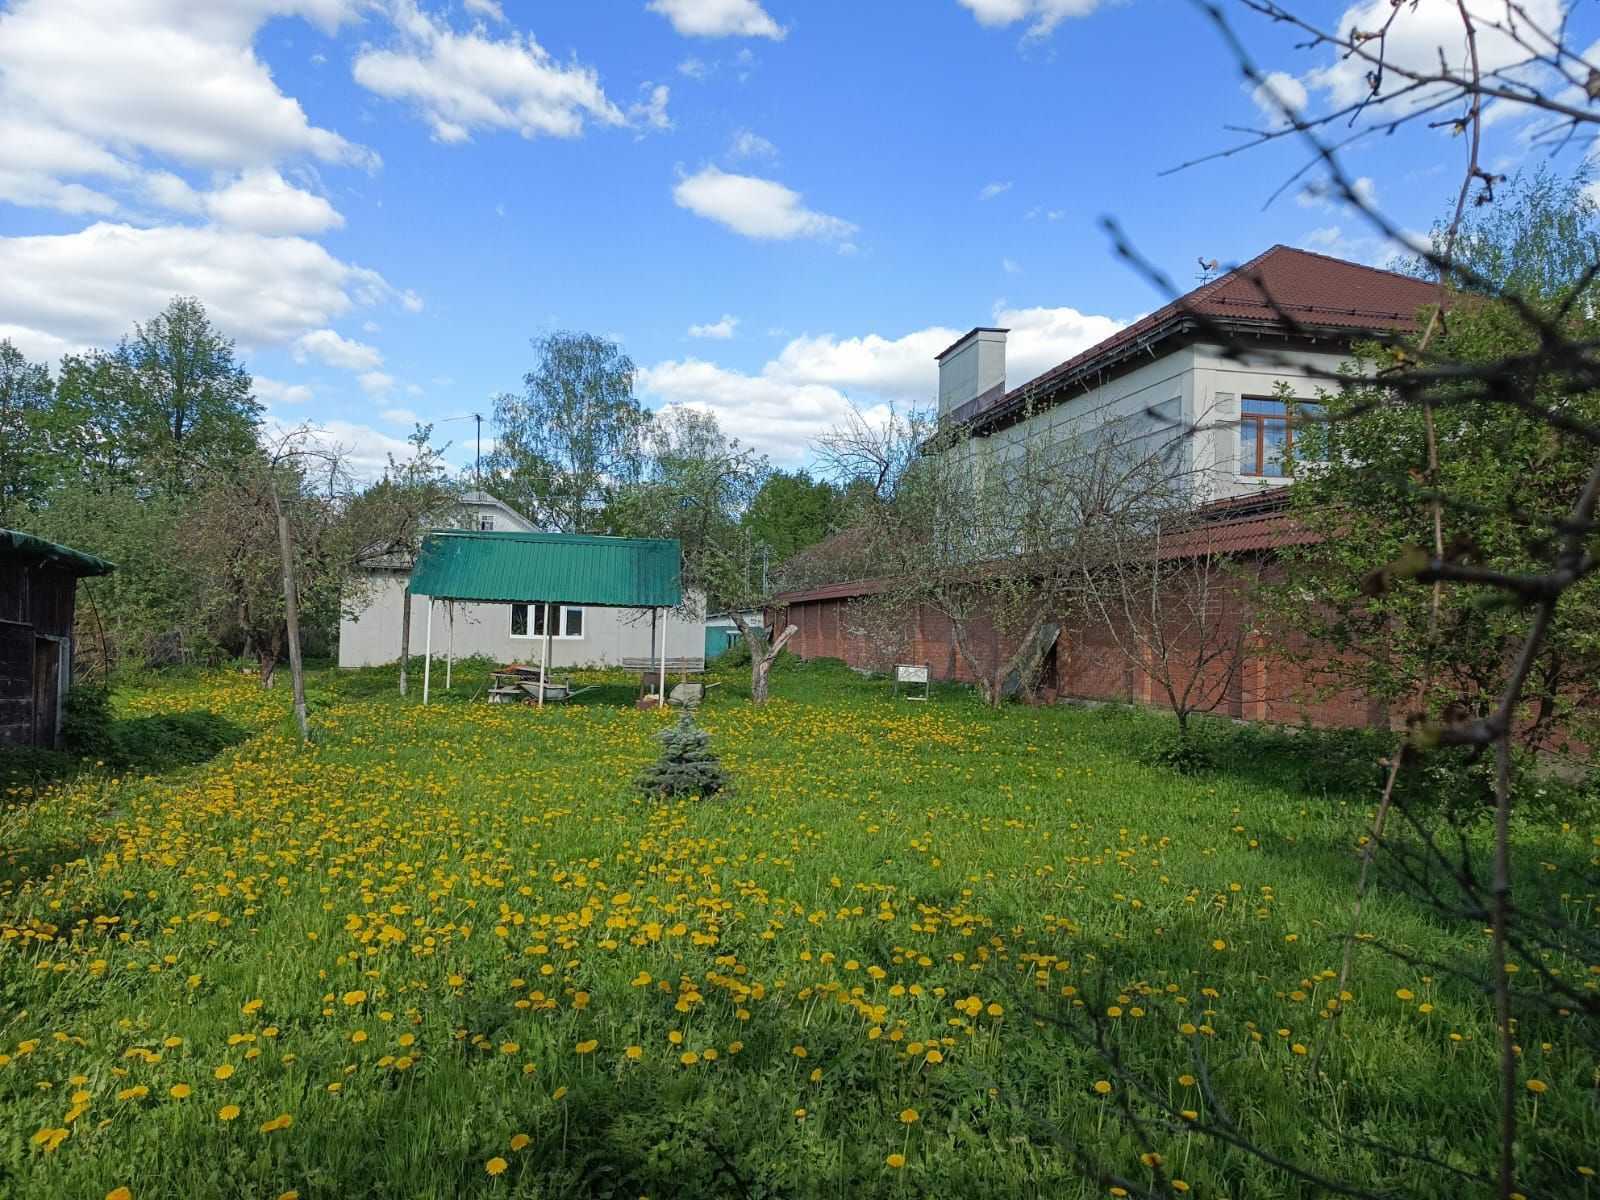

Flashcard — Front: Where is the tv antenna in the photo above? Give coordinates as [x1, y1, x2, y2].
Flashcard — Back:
[443, 412, 485, 489]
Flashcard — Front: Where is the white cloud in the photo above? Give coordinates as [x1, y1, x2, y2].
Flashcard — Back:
[0, 222, 397, 352]
[648, 0, 786, 39]
[265, 416, 418, 482]
[1300, 224, 1424, 266]
[463, 0, 505, 20]
[353, 2, 623, 143]
[1302, 0, 1564, 109]
[677, 56, 711, 79]
[359, 370, 397, 397]
[1296, 175, 1378, 212]
[294, 328, 384, 371]
[381, 407, 420, 425]
[689, 314, 740, 339]
[639, 302, 1124, 461]
[956, 0, 1102, 39]
[629, 83, 674, 132]
[254, 375, 314, 406]
[730, 129, 777, 158]
[205, 168, 344, 235]
[0, 0, 369, 179]
[673, 166, 856, 241]
[1002, 258, 1022, 274]
[979, 180, 1013, 200]
[1249, 70, 1308, 126]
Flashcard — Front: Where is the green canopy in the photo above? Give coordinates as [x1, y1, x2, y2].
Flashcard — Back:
[408, 530, 682, 608]
[0, 528, 115, 576]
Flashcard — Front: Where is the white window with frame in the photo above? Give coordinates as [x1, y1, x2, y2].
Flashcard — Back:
[477, 515, 495, 531]
[509, 603, 585, 639]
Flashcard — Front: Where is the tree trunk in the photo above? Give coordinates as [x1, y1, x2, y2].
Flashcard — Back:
[258, 626, 283, 689]
[398, 586, 412, 697]
[733, 612, 795, 706]
[268, 478, 310, 744]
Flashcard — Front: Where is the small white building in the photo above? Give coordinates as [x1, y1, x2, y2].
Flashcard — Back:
[338, 491, 704, 670]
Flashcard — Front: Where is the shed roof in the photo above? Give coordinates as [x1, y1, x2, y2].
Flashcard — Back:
[0, 528, 115, 576]
[409, 530, 682, 607]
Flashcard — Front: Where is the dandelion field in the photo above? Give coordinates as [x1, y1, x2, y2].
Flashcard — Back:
[2, 662, 1596, 1199]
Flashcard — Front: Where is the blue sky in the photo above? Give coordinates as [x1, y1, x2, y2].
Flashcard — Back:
[0, 0, 1590, 475]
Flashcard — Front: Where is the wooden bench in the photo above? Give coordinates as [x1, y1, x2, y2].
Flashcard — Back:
[621, 656, 707, 675]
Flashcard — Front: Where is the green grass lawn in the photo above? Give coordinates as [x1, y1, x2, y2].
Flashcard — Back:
[1, 659, 1595, 1199]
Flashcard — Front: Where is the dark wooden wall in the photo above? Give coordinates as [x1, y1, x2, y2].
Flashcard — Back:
[0, 557, 78, 749]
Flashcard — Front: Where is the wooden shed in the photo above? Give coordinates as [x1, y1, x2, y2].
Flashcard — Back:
[0, 529, 114, 750]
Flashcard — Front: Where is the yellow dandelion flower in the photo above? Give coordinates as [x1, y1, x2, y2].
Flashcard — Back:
[924, 1049, 943, 1065]
[575, 1039, 598, 1055]
[792, 1045, 808, 1058]
[510, 1133, 531, 1152]
[886, 1153, 906, 1169]
[169, 1083, 192, 1100]
[117, 1085, 149, 1102]
[899, 1108, 919, 1124]
[1396, 988, 1414, 1001]
[1527, 1079, 1548, 1094]
[219, 1105, 241, 1122]
[486, 1157, 508, 1176]
[106, 1189, 132, 1200]
[680, 1051, 700, 1066]
[214, 1064, 235, 1080]
[625, 1045, 643, 1060]
[552, 1086, 568, 1101]
[1211, 940, 1226, 951]
[1093, 1080, 1112, 1095]
[258, 1114, 293, 1133]
[343, 991, 367, 1006]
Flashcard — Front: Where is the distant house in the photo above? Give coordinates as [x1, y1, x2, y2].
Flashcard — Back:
[0, 529, 114, 749]
[338, 491, 704, 669]
[704, 611, 766, 659]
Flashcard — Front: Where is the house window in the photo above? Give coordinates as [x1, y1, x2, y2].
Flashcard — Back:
[1239, 396, 1322, 477]
[509, 603, 584, 639]
[477, 515, 495, 531]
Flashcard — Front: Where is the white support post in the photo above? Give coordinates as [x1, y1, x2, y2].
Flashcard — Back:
[537, 602, 551, 708]
[445, 602, 454, 691]
[422, 597, 434, 705]
[658, 607, 668, 709]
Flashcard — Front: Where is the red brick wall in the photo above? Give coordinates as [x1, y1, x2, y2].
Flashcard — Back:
[771, 564, 1398, 730]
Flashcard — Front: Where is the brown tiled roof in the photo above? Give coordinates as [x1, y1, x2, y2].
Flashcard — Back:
[968, 244, 1441, 435]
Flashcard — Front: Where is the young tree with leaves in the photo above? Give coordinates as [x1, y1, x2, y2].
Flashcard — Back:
[488, 331, 651, 532]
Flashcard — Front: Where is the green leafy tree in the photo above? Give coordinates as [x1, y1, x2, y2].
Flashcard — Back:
[115, 297, 259, 495]
[489, 331, 652, 532]
[1282, 167, 1600, 752]
[741, 470, 845, 566]
[0, 340, 55, 526]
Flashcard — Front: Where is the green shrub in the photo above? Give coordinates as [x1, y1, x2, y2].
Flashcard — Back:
[106, 711, 248, 773]
[61, 683, 116, 760]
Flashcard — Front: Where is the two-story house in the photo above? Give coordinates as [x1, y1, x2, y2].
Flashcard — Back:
[771, 245, 1439, 725]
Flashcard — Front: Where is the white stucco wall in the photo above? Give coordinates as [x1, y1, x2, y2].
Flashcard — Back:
[968, 341, 1352, 503]
[338, 571, 705, 669]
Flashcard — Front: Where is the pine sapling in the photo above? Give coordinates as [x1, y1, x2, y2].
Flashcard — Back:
[635, 712, 730, 800]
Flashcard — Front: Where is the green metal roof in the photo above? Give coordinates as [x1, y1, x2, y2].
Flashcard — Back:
[0, 528, 115, 576]
[408, 530, 682, 607]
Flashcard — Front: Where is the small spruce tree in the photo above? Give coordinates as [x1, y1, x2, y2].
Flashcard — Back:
[634, 713, 730, 800]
